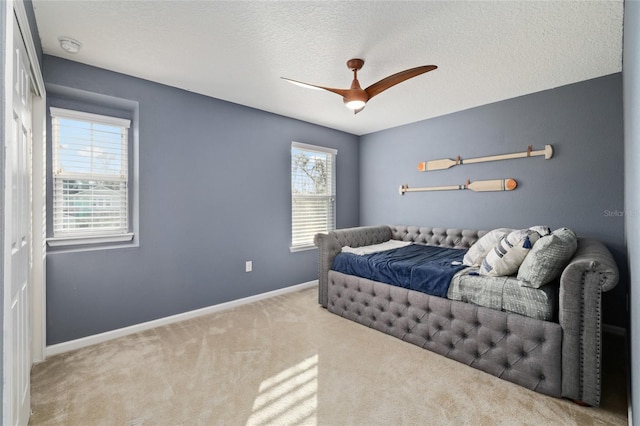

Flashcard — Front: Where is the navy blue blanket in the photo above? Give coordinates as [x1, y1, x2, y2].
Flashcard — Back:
[332, 244, 468, 298]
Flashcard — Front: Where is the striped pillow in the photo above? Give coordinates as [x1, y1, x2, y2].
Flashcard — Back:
[480, 229, 541, 277]
[463, 228, 513, 266]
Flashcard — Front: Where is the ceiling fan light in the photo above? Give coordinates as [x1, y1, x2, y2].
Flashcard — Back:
[344, 99, 366, 110]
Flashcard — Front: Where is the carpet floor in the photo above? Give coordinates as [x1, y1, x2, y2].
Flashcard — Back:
[30, 287, 628, 425]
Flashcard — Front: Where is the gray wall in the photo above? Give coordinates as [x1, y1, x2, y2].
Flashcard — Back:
[43, 56, 359, 345]
[41, 51, 629, 348]
[23, 0, 42, 64]
[360, 73, 627, 328]
[624, 0, 639, 423]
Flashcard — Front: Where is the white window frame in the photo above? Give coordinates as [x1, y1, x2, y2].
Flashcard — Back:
[290, 141, 337, 252]
[48, 107, 133, 246]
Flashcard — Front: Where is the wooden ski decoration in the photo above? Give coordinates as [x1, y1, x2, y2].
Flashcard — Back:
[399, 178, 517, 195]
[418, 145, 553, 172]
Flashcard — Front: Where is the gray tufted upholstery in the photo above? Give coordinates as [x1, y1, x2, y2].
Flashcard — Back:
[314, 225, 620, 406]
[315, 225, 484, 308]
[558, 238, 619, 405]
[328, 271, 562, 397]
[315, 226, 393, 307]
[390, 225, 487, 248]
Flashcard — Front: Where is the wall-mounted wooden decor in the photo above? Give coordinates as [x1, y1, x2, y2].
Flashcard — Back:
[417, 145, 553, 172]
[399, 178, 517, 195]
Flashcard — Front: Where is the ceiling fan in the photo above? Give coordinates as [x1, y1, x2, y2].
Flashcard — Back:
[281, 59, 437, 114]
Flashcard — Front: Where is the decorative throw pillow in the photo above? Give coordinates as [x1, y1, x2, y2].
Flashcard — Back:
[463, 228, 513, 266]
[528, 226, 551, 237]
[517, 227, 578, 288]
[480, 229, 541, 276]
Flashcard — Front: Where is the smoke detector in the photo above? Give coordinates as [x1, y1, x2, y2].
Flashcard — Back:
[58, 37, 82, 54]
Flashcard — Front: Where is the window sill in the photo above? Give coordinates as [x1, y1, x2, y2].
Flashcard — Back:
[289, 245, 317, 253]
[47, 233, 134, 248]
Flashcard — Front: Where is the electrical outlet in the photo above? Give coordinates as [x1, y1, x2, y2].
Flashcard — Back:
[245, 261, 252, 272]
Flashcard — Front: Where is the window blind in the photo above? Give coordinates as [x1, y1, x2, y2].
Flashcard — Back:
[51, 107, 131, 238]
[291, 142, 337, 250]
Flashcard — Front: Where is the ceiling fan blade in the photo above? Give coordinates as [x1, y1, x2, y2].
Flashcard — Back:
[365, 65, 437, 100]
[281, 77, 350, 97]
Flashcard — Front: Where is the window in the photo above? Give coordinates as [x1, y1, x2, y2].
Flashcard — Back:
[50, 107, 132, 244]
[290, 142, 337, 251]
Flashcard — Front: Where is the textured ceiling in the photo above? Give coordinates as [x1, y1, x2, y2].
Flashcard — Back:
[32, 1, 623, 136]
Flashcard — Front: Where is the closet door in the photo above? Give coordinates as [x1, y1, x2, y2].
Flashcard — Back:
[3, 10, 34, 426]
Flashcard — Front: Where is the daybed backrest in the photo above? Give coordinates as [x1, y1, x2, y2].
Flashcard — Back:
[390, 225, 487, 249]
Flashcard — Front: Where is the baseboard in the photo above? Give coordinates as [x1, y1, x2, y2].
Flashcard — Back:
[44, 280, 318, 358]
[603, 324, 627, 337]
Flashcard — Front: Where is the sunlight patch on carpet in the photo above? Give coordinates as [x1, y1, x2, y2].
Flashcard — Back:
[247, 354, 318, 425]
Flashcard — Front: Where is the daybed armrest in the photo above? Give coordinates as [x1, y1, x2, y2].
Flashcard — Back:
[314, 225, 393, 307]
[558, 237, 619, 406]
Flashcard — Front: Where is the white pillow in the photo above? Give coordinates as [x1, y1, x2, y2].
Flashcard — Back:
[342, 239, 412, 255]
[463, 228, 513, 266]
[480, 229, 541, 276]
[528, 225, 551, 237]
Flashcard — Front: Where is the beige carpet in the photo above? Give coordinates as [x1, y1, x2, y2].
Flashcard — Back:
[30, 287, 628, 425]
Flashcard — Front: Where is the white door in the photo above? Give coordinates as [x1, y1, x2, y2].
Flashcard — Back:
[4, 12, 33, 426]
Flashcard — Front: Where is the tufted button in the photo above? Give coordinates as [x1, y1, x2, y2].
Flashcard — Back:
[504, 362, 511, 369]
[489, 341, 496, 348]
[475, 351, 481, 359]
[539, 374, 546, 380]
[449, 343, 455, 350]
[387, 320, 394, 327]
[521, 351, 527, 358]
[461, 333, 468, 339]
[504, 329, 510, 335]
[364, 301, 369, 307]
[539, 337, 546, 343]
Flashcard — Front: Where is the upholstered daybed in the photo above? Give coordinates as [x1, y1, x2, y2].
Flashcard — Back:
[314, 225, 619, 406]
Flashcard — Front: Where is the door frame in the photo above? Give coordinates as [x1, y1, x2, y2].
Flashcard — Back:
[2, 0, 46, 422]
